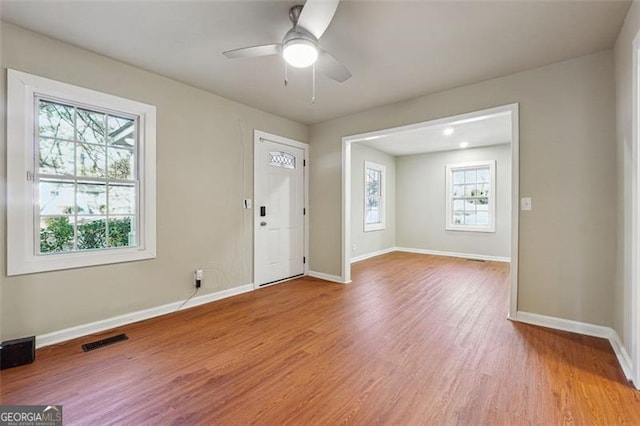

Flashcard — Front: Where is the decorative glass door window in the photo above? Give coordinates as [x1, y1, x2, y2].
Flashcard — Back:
[37, 98, 138, 253]
[364, 161, 385, 231]
[445, 161, 496, 232]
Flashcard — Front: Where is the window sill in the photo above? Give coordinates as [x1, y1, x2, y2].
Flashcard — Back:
[8, 247, 156, 276]
[364, 223, 386, 232]
[446, 225, 495, 233]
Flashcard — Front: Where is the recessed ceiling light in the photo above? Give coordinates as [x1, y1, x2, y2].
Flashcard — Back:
[459, 142, 469, 149]
[443, 127, 455, 136]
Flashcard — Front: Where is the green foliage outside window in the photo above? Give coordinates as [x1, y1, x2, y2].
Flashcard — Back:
[40, 216, 132, 253]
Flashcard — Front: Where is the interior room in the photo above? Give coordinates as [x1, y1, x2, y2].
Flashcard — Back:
[2, 0, 640, 423]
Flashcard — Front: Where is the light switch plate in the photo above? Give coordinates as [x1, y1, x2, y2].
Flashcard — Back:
[520, 197, 532, 211]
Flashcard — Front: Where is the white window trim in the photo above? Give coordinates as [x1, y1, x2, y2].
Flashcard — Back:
[364, 160, 386, 232]
[445, 160, 496, 233]
[7, 69, 156, 275]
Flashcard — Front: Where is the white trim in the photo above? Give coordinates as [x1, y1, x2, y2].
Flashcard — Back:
[610, 330, 635, 383]
[7, 69, 157, 275]
[513, 311, 634, 385]
[631, 29, 640, 390]
[36, 284, 254, 349]
[341, 104, 520, 313]
[307, 270, 349, 284]
[395, 247, 510, 263]
[445, 160, 496, 233]
[253, 130, 309, 290]
[350, 247, 396, 263]
[363, 160, 386, 232]
[514, 311, 611, 338]
[509, 104, 520, 320]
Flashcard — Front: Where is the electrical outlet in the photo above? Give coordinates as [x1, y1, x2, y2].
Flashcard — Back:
[195, 268, 203, 289]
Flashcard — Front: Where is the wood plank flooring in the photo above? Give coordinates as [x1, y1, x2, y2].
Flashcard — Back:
[2, 252, 639, 424]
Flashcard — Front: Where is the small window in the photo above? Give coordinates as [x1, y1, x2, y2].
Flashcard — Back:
[445, 161, 496, 232]
[364, 161, 385, 232]
[7, 69, 156, 275]
[269, 151, 296, 169]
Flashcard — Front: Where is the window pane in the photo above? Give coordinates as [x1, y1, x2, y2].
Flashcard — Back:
[464, 184, 476, 197]
[477, 168, 490, 183]
[464, 170, 476, 183]
[464, 212, 477, 225]
[108, 184, 136, 214]
[453, 171, 465, 184]
[40, 180, 75, 215]
[365, 206, 381, 224]
[465, 199, 477, 210]
[77, 143, 106, 177]
[476, 183, 489, 197]
[39, 138, 75, 175]
[108, 115, 135, 148]
[453, 199, 465, 210]
[476, 200, 489, 211]
[477, 211, 489, 225]
[39, 100, 74, 140]
[453, 184, 464, 197]
[77, 108, 106, 144]
[40, 216, 75, 253]
[77, 183, 107, 215]
[108, 148, 135, 179]
[108, 216, 135, 247]
[77, 216, 107, 250]
[366, 169, 381, 195]
[453, 211, 464, 225]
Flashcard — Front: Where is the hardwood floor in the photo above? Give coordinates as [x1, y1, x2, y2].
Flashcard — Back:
[2, 252, 639, 424]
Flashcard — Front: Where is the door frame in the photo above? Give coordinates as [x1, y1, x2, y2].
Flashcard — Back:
[631, 30, 640, 386]
[341, 103, 520, 318]
[253, 130, 309, 289]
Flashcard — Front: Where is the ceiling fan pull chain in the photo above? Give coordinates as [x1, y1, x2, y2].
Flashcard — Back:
[284, 61, 288, 86]
[312, 63, 316, 104]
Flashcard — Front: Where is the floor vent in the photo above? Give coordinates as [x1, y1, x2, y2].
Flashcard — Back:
[466, 258, 486, 262]
[82, 334, 128, 352]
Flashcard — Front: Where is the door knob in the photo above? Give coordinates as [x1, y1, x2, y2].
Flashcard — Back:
[260, 221, 267, 226]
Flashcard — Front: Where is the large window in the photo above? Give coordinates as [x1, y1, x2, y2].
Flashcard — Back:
[364, 161, 385, 232]
[445, 160, 496, 232]
[7, 69, 156, 275]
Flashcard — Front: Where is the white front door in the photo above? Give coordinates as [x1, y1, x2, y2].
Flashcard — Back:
[254, 133, 305, 287]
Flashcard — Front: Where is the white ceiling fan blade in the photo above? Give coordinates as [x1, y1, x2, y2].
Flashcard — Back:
[318, 50, 351, 83]
[223, 44, 281, 59]
[297, 0, 339, 40]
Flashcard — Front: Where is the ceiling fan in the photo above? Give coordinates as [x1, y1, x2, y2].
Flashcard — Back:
[223, 0, 351, 85]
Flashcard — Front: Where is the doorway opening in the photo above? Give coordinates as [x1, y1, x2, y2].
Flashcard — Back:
[341, 104, 520, 317]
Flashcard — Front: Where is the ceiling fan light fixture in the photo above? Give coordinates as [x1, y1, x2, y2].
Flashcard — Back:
[283, 39, 318, 68]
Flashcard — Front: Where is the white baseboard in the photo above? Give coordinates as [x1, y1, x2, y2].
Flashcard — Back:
[513, 311, 635, 386]
[608, 330, 634, 383]
[395, 247, 510, 263]
[36, 283, 254, 349]
[350, 247, 396, 263]
[307, 270, 348, 284]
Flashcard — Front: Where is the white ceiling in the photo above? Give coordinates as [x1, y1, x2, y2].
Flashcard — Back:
[358, 111, 511, 156]
[0, 1, 630, 125]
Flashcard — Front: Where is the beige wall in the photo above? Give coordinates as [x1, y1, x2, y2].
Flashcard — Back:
[310, 50, 617, 326]
[614, 1, 640, 357]
[350, 143, 396, 259]
[396, 144, 511, 258]
[0, 23, 308, 340]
